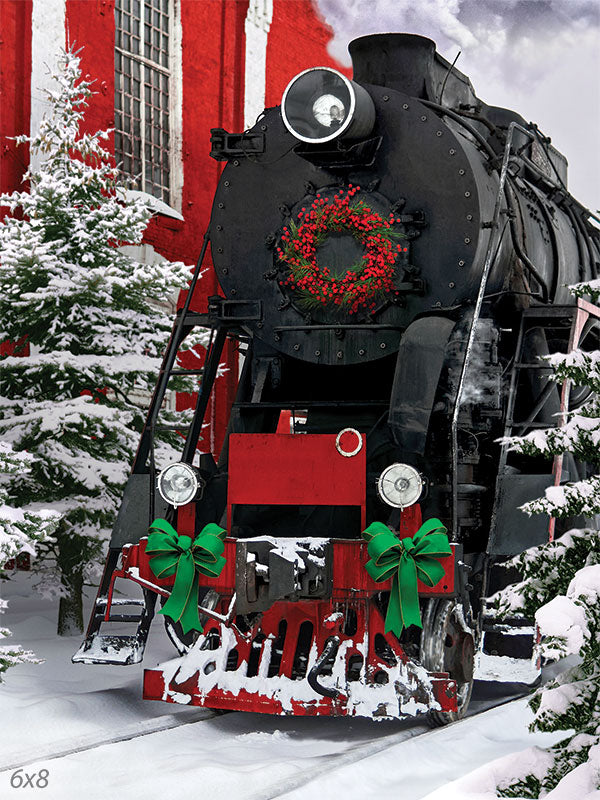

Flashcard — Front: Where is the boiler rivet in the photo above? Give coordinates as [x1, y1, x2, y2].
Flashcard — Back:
[315, 350, 321, 357]
[233, 160, 240, 166]
[458, 260, 465, 266]
[435, 301, 442, 307]
[231, 288, 237, 295]
[449, 282, 455, 288]
[218, 202, 224, 208]
[224, 181, 230, 187]
[421, 115, 427, 121]
[466, 214, 473, 221]
[436, 130, 443, 136]
[337, 351, 343, 359]
[222, 268, 228, 274]
[464, 191, 471, 197]
[449, 149, 456, 155]
[216, 225, 223, 231]
[217, 247, 223, 253]
[383, 95, 389, 101]
[261, 125, 267, 131]
[294, 344, 300, 351]
[464, 237, 471, 244]
[380, 342, 386, 349]
[402, 103, 409, 110]
[459, 169, 465, 176]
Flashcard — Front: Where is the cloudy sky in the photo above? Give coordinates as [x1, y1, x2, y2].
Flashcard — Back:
[315, 0, 600, 213]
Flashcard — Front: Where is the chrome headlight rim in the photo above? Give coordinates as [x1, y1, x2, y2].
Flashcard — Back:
[281, 66, 357, 145]
[157, 462, 203, 508]
[377, 463, 424, 509]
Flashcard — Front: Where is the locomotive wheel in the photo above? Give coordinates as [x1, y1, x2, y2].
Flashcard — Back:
[162, 589, 219, 656]
[419, 599, 476, 726]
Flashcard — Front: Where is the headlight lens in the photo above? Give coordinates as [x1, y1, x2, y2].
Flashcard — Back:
[281, 66, 374, 144]
[377, 463, 423, 509]
[312, 93, 346, 127]
[157, 462, 203, 507]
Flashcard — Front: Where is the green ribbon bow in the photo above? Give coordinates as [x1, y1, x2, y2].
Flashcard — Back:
[362, 518, 451, 636]
[146, 518, 227, 635]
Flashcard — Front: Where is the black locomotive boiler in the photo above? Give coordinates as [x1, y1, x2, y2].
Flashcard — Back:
[75, 34, 600, 723]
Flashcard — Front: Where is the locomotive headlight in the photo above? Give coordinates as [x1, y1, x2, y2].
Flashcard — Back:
[377, 463, 424, 509]
[281, 67, 375, 144]
[157, 462, 203, 507]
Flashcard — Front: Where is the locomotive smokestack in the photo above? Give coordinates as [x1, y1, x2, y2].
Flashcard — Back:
[349, 33, 436, 98]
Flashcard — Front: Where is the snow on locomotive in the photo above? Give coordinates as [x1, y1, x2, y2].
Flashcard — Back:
[75, 34, 600, 723]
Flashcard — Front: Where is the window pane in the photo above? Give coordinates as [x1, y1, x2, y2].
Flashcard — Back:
[117, 0, 171, 202]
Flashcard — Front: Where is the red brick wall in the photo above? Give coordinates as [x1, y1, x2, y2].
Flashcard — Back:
[65, 0, 116, 143]
[0, 0, 33, 200]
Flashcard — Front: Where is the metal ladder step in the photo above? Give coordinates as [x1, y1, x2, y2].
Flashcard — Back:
[73, 549, 157, 666]
[73, 634, 147, 665]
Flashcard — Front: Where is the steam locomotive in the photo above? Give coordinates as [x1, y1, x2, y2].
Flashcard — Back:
[75, 34, 600, 723]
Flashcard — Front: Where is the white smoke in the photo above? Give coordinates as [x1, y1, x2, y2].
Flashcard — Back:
[314, 0, 600, 211]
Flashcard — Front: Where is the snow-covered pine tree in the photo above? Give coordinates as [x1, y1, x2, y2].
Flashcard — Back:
[491, 277, 600, 797]
[0, 47, 198, 635]
[0, 442, 60, 678]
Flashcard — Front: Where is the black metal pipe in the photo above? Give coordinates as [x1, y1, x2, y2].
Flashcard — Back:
[307, 636, 340, 699]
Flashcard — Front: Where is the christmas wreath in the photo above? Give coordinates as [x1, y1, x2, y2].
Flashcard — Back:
[277, 186, 407, 315]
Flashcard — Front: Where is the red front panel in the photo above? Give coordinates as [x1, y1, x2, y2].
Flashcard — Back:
[228, 433, 365, 507]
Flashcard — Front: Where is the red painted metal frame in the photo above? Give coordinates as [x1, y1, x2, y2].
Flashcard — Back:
[549, 298, 600, 541]
[124, 521, 456, 599]
[110, 504, 458, 718]
[142, 595, 457, 717]
[227, 432, 367, 530]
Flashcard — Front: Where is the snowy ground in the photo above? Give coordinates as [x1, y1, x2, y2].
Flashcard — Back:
[0, 571, 569, 800]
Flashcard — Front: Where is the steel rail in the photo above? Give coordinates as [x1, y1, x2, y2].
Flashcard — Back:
[0, 688, 527, 779]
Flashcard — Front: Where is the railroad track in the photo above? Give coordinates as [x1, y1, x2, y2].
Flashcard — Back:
[0, 687, 528, 778]
[0, 708, 217, 774]
[251, 690, 529, 800]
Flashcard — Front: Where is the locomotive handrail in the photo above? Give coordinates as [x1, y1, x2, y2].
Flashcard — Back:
[273, 323, 405, 331]
[450, 121, 531, 538]
[233, 400, 388, 408]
